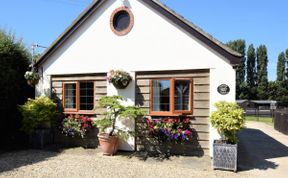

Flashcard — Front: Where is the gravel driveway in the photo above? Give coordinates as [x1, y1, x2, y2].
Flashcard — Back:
[1, 121, 286, 178]
[0, 147, 251, 178]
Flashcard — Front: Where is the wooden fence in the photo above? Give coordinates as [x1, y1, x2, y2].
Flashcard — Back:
[274, 109, 288, 135]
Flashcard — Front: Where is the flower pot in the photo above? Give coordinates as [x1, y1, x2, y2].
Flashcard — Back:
[112, 78, 130, 89]
[98, 133, 118, 155]
[27, 79, 39, 87]
[213, 140, 238, 172]
[29, 129, 52, 149]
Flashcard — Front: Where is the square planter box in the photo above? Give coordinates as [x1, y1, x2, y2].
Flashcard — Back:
[54, 128, 99, 148]
[30, 129, 52, 149]
[213, 140, 237, 172]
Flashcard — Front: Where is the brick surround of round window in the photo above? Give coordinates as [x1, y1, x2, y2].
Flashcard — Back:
[110, 7, 134, 36]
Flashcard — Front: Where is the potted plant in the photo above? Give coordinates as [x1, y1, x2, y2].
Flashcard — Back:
[210, 101, 245, 172]
[24, 70, 40, 87]
[18, 96, 59, 148]
[59, 115, 96, 148]
[107, 69, 132, 89]
[144, 117, 194, 155]
[93, 95, 146, 155]
[61, 115, 94, 138]
[146, 117, 193, 143]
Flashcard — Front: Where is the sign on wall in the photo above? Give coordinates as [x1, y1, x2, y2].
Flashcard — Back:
[217, 84, 230, 95]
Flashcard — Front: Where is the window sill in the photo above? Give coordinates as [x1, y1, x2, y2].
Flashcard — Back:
[63, 111, 96, 115]
[148, 112, 193, 117]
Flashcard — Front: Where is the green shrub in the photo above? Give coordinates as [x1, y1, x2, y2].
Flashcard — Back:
[0, 29, 34, 145]
[210, 101, 245, 144]
[19, 96, 59, 134]
[93, 95, 146, 140]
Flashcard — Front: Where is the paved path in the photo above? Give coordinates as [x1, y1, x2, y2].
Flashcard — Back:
[238, 121, 288, 178]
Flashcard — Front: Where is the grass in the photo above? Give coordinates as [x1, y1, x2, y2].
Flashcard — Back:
[245, 116, 273, 125]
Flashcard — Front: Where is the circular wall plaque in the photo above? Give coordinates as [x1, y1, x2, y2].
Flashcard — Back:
[217, 84, 230, 95]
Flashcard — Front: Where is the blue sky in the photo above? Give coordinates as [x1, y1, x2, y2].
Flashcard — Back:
[1, 0, 287, 81]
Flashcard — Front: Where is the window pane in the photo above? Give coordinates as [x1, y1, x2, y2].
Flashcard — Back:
[79, 82, 94, 110]
[174, 80, 190, 111]
[113, 11, 130, 31]
[64, 83, 76, 109]
[152, 80, 170, 111]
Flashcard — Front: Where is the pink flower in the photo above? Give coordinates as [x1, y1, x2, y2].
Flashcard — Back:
[106, 70, 115, 82]
[184, 130, 191, 135]
[183, 118, 190, 123]
[83, 123, 89, 129]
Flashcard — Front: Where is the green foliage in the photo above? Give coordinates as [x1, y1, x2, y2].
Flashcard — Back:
[119, 106, 147, 119]
[246, 44, 256, 88]
[256, 45, 268, 87]
[265, 81, 288, 104]
[93, 119, 112, 132]
[0, 29, 34, 145]
[226, 39, 246, 56]
[267, 81, 278, 100]
[226, 39, 246, 99]
[226, 39, 288, 103]
[276, 52, 286, 82]
[107, 70, 132, 84]
[18, 96, 59, 134]
[238, 82, 249, 99]
[245, 116, 273, 125]
[210, 101, 245, 144]
[93, 95, 146, 140]
[61, 115, 93, 138]
[274, 81, 288, 106]
[286, 49, 288, 80]
[24, 71, 40, 81]
[0, 30, 32, 110]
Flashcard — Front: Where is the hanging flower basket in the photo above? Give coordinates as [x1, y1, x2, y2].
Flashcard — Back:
[24, 71, 40, 87]
[27, 79, 39, 86]
[107, 70, 132, 89]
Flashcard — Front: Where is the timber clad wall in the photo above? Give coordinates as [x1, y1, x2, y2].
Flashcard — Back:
[50, 74, 107, 148]
[135, 69, 210, 155]
[51, 74, 107, 118]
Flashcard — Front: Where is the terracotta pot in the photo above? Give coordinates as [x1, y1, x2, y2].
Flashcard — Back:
[98, 133, 118, 155]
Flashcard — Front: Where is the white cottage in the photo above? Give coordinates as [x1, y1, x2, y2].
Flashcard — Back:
[35, 0, 242, 156]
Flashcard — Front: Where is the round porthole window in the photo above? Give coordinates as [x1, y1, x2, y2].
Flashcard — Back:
[110, 7, 134, 36]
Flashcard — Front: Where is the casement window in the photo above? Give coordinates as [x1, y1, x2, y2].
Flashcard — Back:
[63, 81, 95, 114]
[150, 78, 193, 116]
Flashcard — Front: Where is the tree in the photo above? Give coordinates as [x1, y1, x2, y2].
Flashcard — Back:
[0, 30, 33, 147]
[276, 52, 286, 82]
[286, 49, 288, 80]
[246, 44, 256, 87]
[226, 40, 246, 99]
[256, 45, 268, 99]
[226, 40, 246, 84]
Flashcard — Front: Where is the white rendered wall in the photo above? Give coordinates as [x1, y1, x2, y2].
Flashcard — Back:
[107, 71, 136, 151]
[37, 0, 237, 154]
[209, 67, 236, 156]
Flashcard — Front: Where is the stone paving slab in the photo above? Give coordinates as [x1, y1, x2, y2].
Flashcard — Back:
[238, 121, 288, 178]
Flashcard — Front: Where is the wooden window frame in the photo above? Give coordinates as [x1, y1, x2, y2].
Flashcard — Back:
[62, 81, 96, 115]
[149, 78, 193, 116]
[62, 82, 78, 112]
